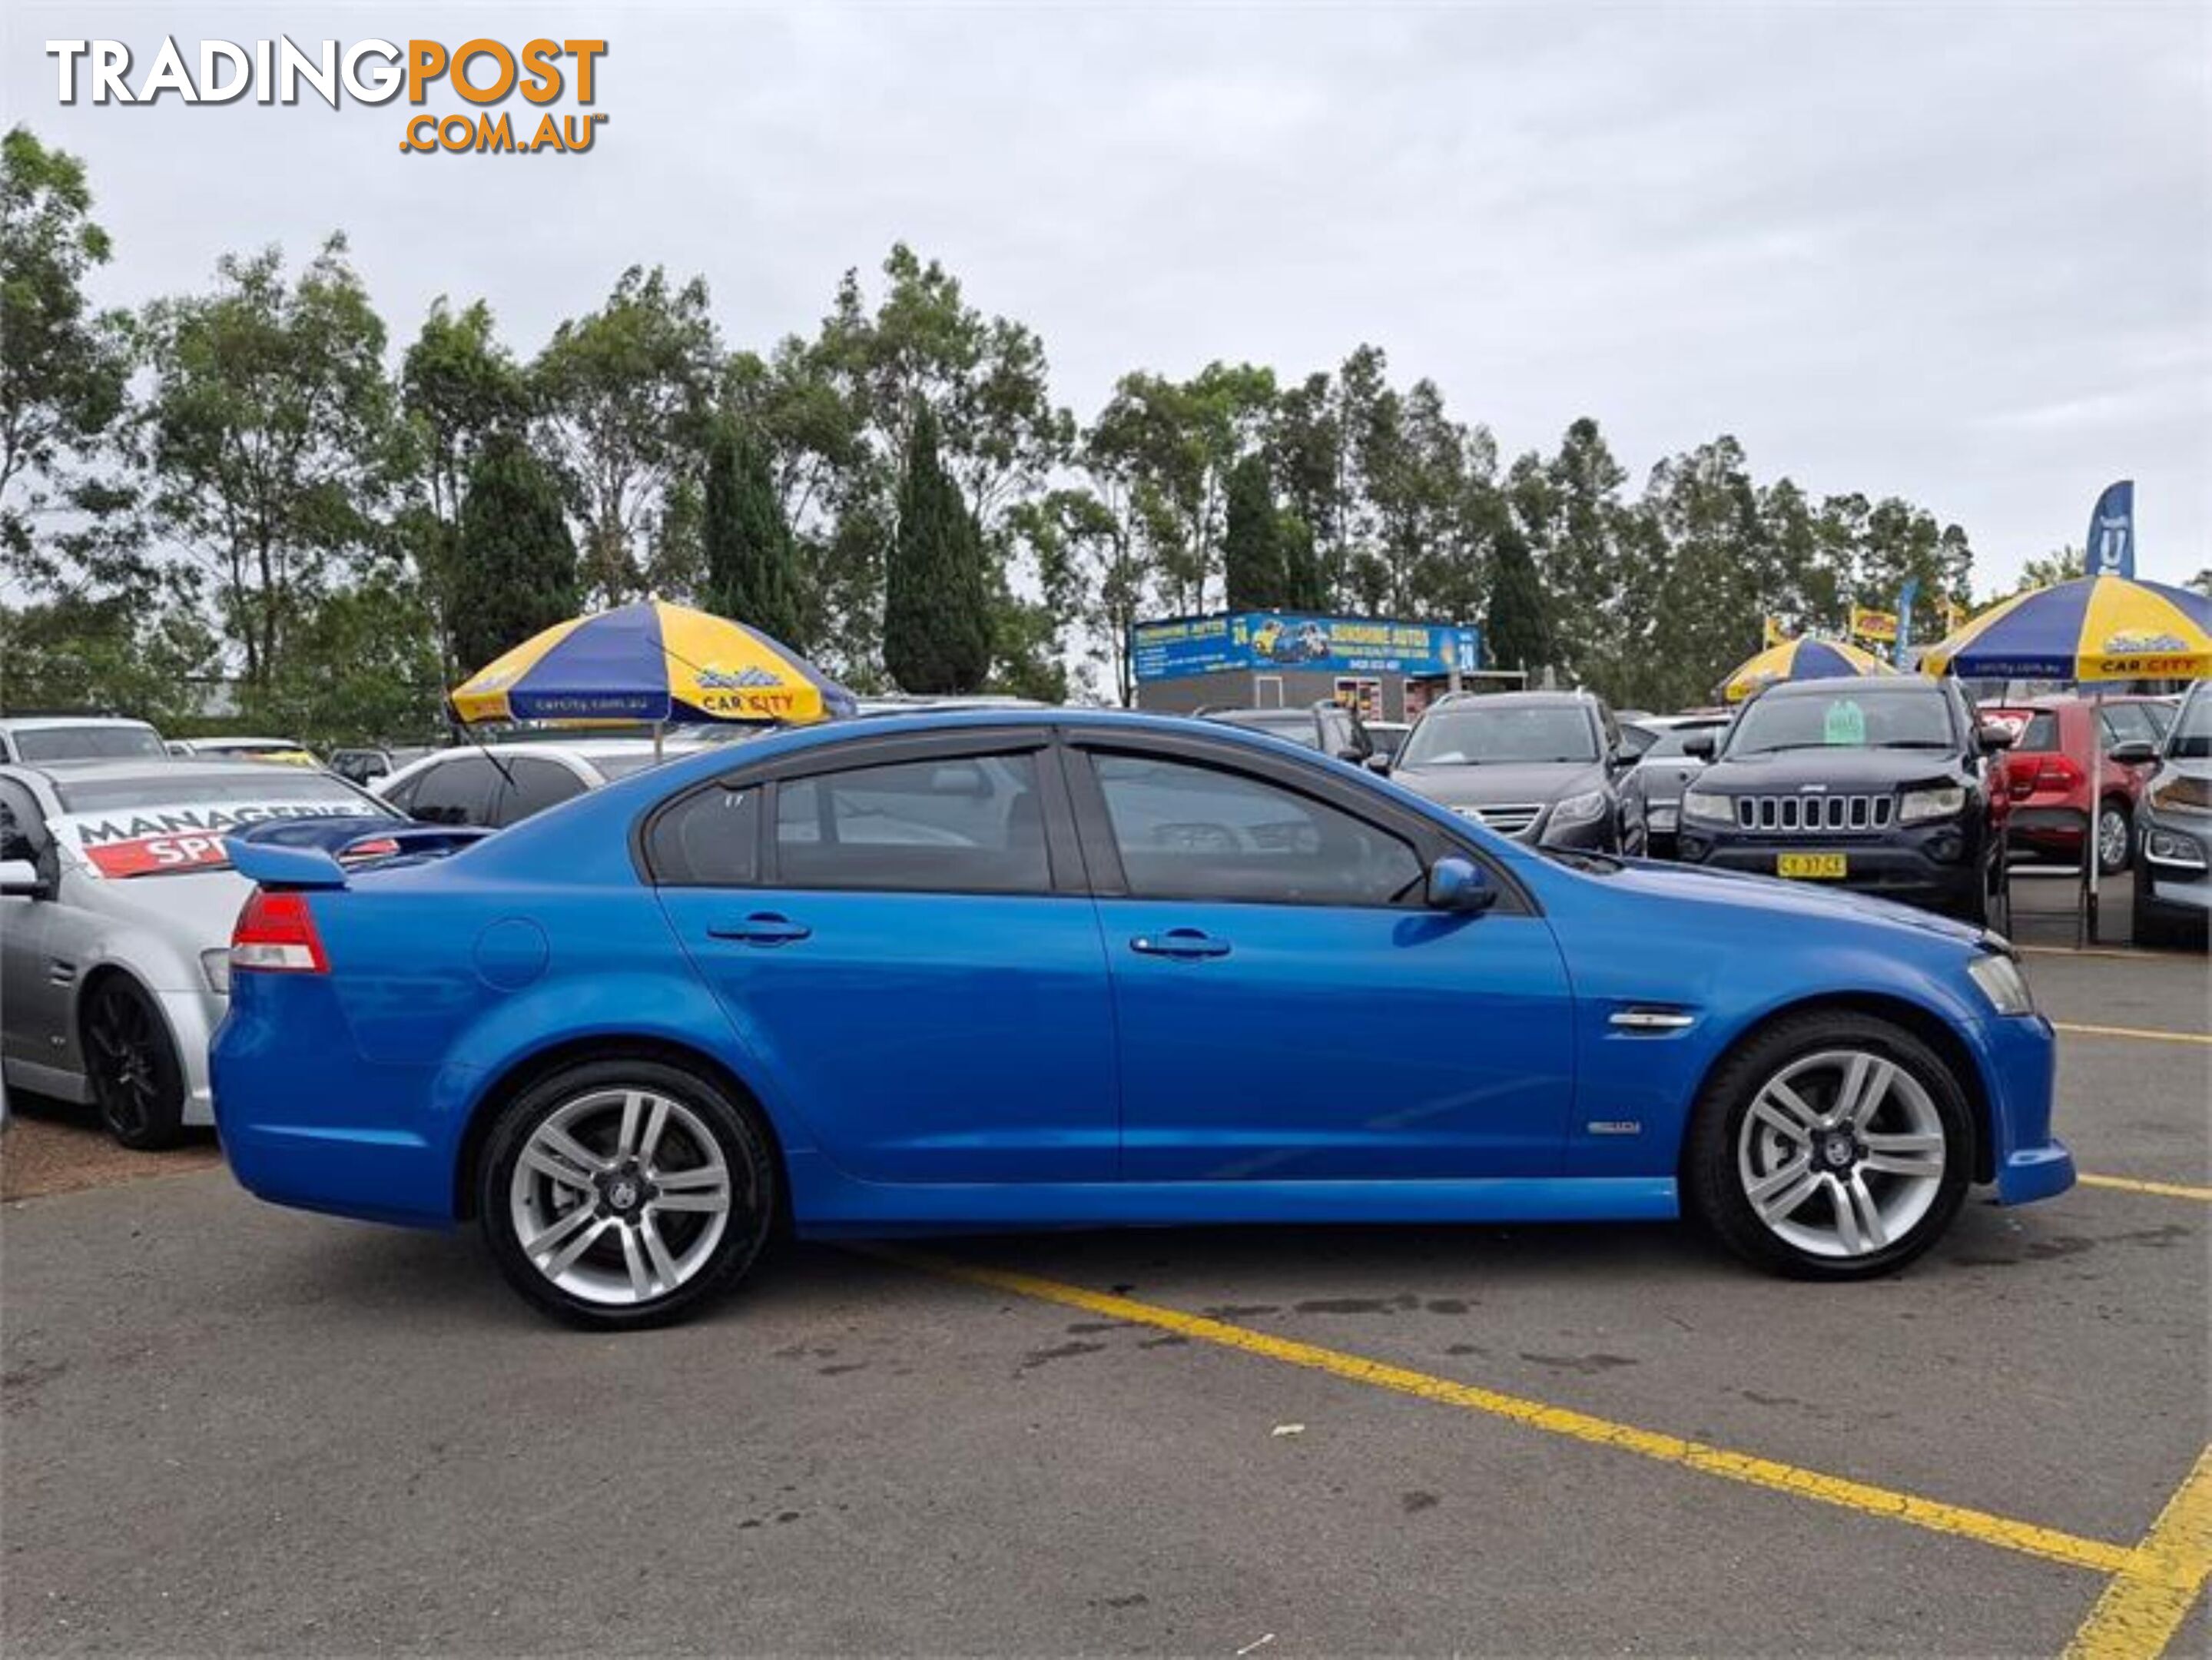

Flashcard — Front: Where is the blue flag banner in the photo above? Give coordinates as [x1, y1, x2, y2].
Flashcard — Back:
[2086, 480, 2135, 578]
[1895, 577, 1920, 664]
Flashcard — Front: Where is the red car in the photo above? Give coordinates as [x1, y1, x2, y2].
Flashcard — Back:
[1984, 696, 2174, 873]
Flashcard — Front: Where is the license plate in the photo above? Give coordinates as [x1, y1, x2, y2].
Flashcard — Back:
[1777, 852, 1849, 880]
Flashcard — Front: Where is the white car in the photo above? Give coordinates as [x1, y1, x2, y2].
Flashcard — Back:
[0, 715, 167, 765]
[0, 758, 398, 1146]
[373, 736, 761, 828]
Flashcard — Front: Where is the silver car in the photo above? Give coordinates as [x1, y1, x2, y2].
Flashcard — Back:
[0, 759, 398, 1147]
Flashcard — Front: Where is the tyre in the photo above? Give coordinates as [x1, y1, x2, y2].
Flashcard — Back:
[479, 1058, 778, 1330]
[2095, 800, 2132, 876]
[81, 977, 187, 1150]
[2131, 895, 2204, 952]
[1683, 1011, 1972, 1280]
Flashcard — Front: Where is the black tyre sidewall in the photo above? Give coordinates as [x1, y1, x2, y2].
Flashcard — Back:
[479, 1058, 777, 1330]
[1683, 1012, 1973, 1280]
[87, 978, 187, 1151]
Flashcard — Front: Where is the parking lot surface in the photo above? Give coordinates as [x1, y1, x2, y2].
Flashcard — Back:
[3, 938, 2205, 1656]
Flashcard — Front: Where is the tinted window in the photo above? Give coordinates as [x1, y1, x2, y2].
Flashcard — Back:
[2099, 704, 2159, 749]
[774, 752, 1050, 894]
[1090, 752, 1421, 907]
[0, 779, 48, 858]
[649, 784, 761, 885]
[15, 725, 167, 762]
[405, 756, 500, 826]
[2014, 712, 2058, 753]
[1400, 705, 1597, 767]
[491, 757, 586, 827]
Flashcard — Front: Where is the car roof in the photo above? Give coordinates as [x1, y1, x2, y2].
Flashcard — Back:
[4, 756, 350, 788]
[0, 715, 160, 731]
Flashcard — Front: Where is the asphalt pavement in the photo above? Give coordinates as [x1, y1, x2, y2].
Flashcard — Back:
[2, 935, 2204, 1656]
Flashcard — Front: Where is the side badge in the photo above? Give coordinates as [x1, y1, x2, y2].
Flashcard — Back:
[1587, 1120, 1642, 1137]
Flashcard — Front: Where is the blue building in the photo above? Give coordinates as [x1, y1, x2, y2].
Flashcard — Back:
[1130, 610, 1493, 722]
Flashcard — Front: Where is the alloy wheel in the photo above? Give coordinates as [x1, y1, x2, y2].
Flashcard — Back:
[86, 985, 159, 1140]
[1735, 1048, 1946, 1260]
[2098, 807, 2130, 874]
[507, 1087, 739, 1306]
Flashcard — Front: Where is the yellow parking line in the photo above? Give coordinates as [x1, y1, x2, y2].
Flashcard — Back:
[2054, 1022, 2212, 1047]
[2064, 1446, 2212, 1660]
[2078, 1174, 2212, 1204]
[877, 1247, 2134, 1578]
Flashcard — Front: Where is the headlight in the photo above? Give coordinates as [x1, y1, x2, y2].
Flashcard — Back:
[1682, 788, 1734, 826]
[2144, 826, 2209, 870]
[1899, 785, 1968, 825]
[1967, 951, 2034, 1017]
[1550, 789, 1607, 826]
[2148, 776, 2212, 817]
[201, 947, 232, 995]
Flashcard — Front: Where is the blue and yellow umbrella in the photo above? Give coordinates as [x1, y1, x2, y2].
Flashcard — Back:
[1720, 636, 1897, 704]
[1918, 575, 2211, 682]
[450, 600, 856, 726]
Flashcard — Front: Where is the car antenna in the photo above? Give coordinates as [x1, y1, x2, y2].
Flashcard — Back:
[446, 699, 521, 795]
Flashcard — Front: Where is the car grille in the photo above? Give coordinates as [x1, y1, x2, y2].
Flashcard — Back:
[1733, 793, 1895, 834]
[1453, 803, 1544, 838]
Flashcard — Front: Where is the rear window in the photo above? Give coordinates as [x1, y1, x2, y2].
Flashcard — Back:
[14, 725, 167, 762]
[2015, 712, 2058, 752]
[49, 774, 391, 878]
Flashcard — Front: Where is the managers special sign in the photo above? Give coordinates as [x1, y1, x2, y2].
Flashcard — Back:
[1130, 613, 1482, 682]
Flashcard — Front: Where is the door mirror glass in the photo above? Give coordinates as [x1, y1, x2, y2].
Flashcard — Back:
[0, 858, 45, 898]
[1424, 855, 1495, 913]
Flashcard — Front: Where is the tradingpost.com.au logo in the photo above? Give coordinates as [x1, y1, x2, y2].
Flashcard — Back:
[45, 36, 609, 155]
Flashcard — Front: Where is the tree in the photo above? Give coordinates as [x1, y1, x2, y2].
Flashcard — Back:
[1485, 519, 1552, 676]
[884, 407, 990, 693]
[398, 297, 529, 672]
[1222, 453, 1286, 609]
[2015, 545, 2085, 594]
[448, 431, 581, 674]
[1278, 513, 1328, 613]
[139, 235, 398, 694]
[0, 126, 134, 575]
[533, 266, 720, 603]
[1016, 486, 1144, 703]
[701, 421, 806, 646]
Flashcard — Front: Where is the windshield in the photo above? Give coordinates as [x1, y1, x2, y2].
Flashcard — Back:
[15, 725, 166, 762]
[1641, 723, 1728, 759]
[1207, 712, 1319, 749]
[1400, 706, 1596, 767]
[1725, 690, 1954, 755]
[50, 772, 391, 878]
[2171, 688, 2212, 760]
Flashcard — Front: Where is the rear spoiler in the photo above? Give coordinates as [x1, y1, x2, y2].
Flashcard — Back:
[225, 816, 492, 891]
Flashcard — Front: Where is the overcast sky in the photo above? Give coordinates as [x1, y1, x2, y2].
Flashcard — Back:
[6, 2, 2207, 592]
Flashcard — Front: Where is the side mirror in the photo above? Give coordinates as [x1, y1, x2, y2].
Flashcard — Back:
[1335, 745, 1367, 765]
[0, 858, 46, 898]
[1682, 732, 1717, 760]
[1363, 752, 1391, 775]
[2109, 739, 2158, 765]
[1976, 724, 2016, 753]
[1424, 855, 1496, 914]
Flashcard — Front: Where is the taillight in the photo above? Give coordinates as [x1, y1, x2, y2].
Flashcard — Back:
[2032, 755, 2084, 794]
[231, 888, 329, 974]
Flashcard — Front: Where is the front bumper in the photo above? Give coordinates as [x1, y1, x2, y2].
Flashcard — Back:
[1975, 1011, 2074, 1205]
[2136, 812, 2210, 919]
[155, 988, 224, 1127]
[1676, 822, 1984, 908]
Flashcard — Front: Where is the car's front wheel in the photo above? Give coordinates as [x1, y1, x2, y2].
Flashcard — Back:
[480, 1059, 778, 1329]
[82, 977, 187, 1150]
[1683, 1012, 1972, 1279]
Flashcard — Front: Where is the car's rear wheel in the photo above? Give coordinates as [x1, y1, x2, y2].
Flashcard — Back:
[82, 977, 187, 1150]
[1683, 1012, 1971, 1279]
[480, 1059, 777, 1329]
[2096, 800, 2132, 875]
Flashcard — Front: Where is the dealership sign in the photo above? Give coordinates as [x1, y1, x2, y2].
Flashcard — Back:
[55, 800, 372, 879]
[1130, 613, 1481, 682]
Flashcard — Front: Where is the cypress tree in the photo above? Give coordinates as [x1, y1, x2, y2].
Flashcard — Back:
[1222, 453, 1287, 610]
[884, 405, 990, 692]
[449, 433, 581, 672]
[1485, 520, 1553, 676]
[702, 421, 807, 647]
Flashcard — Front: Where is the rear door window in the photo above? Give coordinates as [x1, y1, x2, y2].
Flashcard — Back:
[773, 752, 1051, 894]
[490, 758, 587, 827]
[405, 757, 500, 826]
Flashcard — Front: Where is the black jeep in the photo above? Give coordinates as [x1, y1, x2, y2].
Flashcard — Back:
[1675, 678, 2012, 921]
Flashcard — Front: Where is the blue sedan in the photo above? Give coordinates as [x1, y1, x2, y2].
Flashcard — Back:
[211, 710, 2073, 1328]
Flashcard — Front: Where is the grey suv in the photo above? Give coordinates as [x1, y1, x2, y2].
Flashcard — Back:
[1385, 690, 1626, 852]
